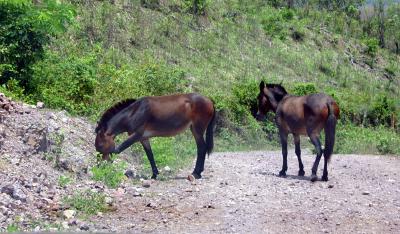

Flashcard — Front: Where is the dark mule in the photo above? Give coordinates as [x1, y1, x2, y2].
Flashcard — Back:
[257, 81, 340, 182]
[95, 93, 216, 180]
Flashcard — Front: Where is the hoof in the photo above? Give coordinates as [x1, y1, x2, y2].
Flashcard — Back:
[298, 170, 305, 176]
[151, 174, 157, 180]
[321, 175, 328, 181]
[310, 174, 318, 182]
[278, 170, 286, 177]
[192, 172, 202, 179]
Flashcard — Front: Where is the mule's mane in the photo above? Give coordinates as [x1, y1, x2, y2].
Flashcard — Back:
[95, 99, 136, 133]
[266, 83, 288, 102]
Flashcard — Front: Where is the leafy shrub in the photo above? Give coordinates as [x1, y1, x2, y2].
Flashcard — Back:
[363, 38, 379, 56]
[377, 135, 397, 154]
[368, 94, 396, 127]
[291, 83, 317, 96]
[91, 161, 127, 188]
[135, 63, 187, 96]
[231, 79, 259, 121]
[63, 190, 108, 215]
[32, 52, 97, 114]
[183, 0, 209, 15]
[140, 0, 160, 10]
[0, 0, 75, 88]
[261, 9, 286, 40]
[335, 124, 400, 155]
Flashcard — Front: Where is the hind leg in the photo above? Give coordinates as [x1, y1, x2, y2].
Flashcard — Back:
[294, 135, 305, 176]
[321, 154, 329, 181]
[141, 140, 159, 179]
[309, 135, 322, 182]
[279, 130, 288, 177]
[191, 124, 207, 179]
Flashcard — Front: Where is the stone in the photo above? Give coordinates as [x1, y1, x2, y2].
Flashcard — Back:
[63, 209, 76, 219]
[362, 191, 370, 195]
[1, 185, 26, 202]
[142, 180, 151, 188]
[62, 221, 69, 229]
[105, 196, 113, 205]
[124, 170, 135, 179]
[163, 166, 171, 172]
[36, 102, 45, 109]
[80, 224, 90, 231]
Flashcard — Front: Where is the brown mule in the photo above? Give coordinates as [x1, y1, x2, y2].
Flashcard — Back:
[257, 81, 340, 182]
[95, 93, 216, 179]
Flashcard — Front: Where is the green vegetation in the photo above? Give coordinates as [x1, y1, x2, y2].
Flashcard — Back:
[1, 0, 399, 158]
[6, 224, 19, 233]
[58, 175, 72, 188]
[91, 160, 127, 188]
[63, 189, 108, 216]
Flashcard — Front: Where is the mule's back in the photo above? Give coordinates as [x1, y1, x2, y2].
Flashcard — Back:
[278, 93, 339, 135]
[142, 93, 214, 137]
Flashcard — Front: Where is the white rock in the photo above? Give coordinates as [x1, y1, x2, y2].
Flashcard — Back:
[164, 166, 171, 172]
[62, 221, 69, 229]
[63, 209, 76, 219]
[36, 102, 45, 109]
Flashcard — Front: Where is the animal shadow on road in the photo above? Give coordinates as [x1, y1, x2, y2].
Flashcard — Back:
[257, 171, 314, 181]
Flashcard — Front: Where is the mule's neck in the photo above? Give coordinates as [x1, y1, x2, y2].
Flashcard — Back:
[106, 108, 130, 136]
[269, 93, 288, 113]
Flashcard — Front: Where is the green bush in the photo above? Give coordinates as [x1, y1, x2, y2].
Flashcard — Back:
[32, 52, 97, 114]
[335, 123, 400, 155]
[261, 7, 287, 40]
[368, 94, 396, 127]
[0, 0, 75, 89]
[183, 0, 209, 15]
[63, 190, 108, 215]
[291, 83, 317, 96]
[377, 134, 397, 154]
[231, 79, 259, 121]
[363, 38, 379, 56]
[91, 161, 127, 188]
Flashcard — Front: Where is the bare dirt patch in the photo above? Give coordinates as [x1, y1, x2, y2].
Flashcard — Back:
[90, 151, 400, 233]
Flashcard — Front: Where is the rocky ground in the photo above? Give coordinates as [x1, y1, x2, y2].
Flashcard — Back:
[0, 94, 399, 233]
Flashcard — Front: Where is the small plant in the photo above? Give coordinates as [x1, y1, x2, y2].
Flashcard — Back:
[58, 175, 72, 188]
[291, 83, 317, 96]
[63, 190, 108, 216]
[363, 38, 379, 56]
[91, 161, 127, 188]
[377, 135, 396, 154]
[6, 224, 19, 233]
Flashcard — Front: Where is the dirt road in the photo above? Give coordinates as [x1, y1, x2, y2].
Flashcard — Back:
[91, 151, 400, 233]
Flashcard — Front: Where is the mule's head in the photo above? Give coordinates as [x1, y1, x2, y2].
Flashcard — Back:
[95, 128, 115, 161]
[256, 81, 272, 121]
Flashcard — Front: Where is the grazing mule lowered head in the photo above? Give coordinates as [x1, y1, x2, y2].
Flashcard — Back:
[94, 94, 216, 180]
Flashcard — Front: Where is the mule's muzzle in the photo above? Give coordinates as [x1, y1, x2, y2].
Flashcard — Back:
[256, 112, 266, 121]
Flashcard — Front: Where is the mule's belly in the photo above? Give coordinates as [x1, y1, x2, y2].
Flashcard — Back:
[142, 120, 192, 138]
[285, 122, 307, 135]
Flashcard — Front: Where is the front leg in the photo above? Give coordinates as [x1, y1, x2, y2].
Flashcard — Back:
[140, 139, 159, 179]
[114, 132, 142, 154]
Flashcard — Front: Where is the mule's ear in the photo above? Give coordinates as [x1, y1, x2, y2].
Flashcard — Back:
[259, 81, 265, 91]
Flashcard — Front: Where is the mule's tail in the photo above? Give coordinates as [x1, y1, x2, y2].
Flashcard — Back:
[205, 106, 216, 156]
[324, 102, 337, 162]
